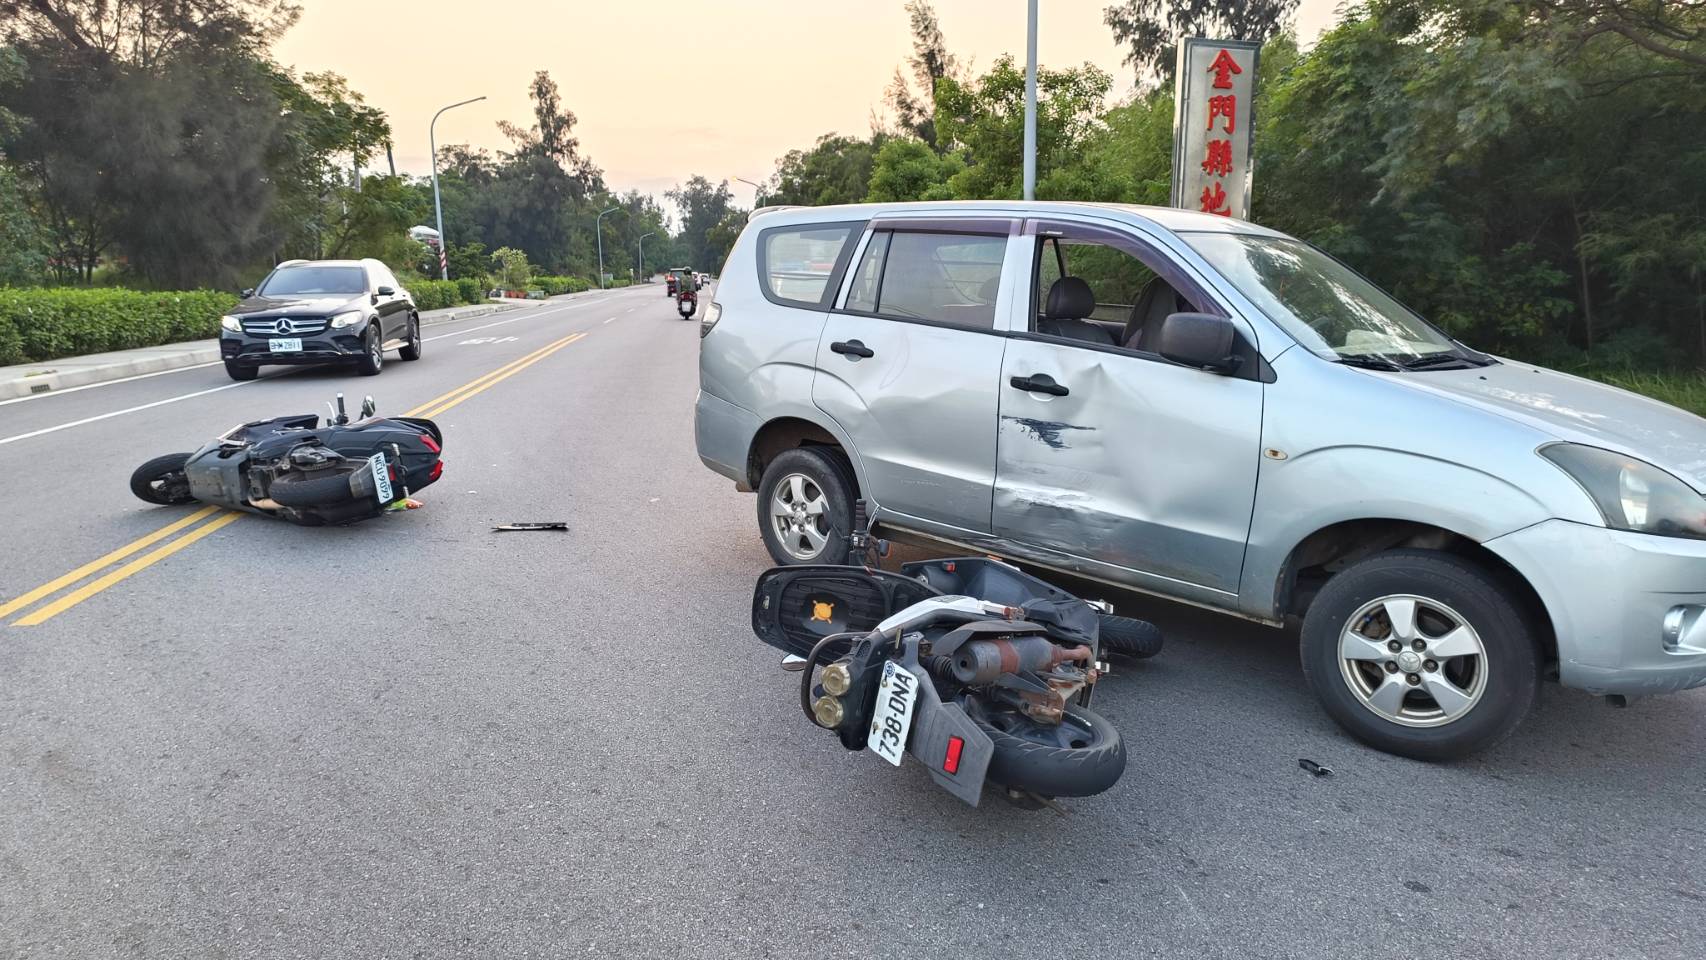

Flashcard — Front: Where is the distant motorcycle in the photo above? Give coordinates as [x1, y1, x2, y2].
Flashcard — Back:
[128, 393, 443, 526]
[751, 511, 1162, 807]
[676, 284, 698, 320]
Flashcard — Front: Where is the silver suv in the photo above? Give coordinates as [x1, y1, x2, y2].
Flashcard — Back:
[694, 201, 1706, 759]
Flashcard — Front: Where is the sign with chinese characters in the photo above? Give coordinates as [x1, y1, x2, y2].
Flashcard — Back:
[1171, 37, 1260, 220]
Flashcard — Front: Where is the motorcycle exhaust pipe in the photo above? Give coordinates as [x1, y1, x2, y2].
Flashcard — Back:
[951, 636, 1092, 684]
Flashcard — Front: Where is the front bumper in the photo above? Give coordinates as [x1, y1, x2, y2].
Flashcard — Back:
[1484, 519, 1706, 695]
[221, 332, 366, 366]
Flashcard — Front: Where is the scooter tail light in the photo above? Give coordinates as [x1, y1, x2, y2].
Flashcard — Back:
[943, 736, 964, 775]
[418, 432, 440, 454]
[428, 461, 443, 482]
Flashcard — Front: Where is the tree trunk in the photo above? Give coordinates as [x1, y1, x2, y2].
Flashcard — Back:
[1570, 197, 1595, 351]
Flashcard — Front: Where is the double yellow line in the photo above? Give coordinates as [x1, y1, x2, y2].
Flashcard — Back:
[1, 331, 587, 627]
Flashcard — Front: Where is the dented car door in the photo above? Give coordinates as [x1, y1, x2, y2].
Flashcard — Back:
[991, 221, 1264, 595]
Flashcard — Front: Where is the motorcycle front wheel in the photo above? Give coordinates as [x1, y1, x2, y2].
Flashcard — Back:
[129, 453, 197, 505]
[967, 698, 1126, 798]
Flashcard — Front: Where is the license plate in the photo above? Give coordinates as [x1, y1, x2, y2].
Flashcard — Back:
[268, 338, 302, 352]
[867, 660, 919, 767]
[367, 453, 393, 504]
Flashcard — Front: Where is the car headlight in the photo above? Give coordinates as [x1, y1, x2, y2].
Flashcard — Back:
[220, 315, 241, 332]
[1540, 442, 1706, 539]
[329, 311, 365, 329]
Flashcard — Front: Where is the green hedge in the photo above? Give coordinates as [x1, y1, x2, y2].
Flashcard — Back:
[0, 288, 239, 365]
[533, 275, 593, 296]
[410, 279, 489, 310]
[455, 278, 483, 305]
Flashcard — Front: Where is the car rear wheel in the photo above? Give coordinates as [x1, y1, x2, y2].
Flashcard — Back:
[756, 448, 856, 565]
[1300, 549, 1541, 761]
[398, 315, 423, 361]
[355, 325, 383, 376]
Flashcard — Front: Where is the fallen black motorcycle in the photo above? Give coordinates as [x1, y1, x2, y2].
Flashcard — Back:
[128, 393, 443, 526]
[752, 522, 1161, 807]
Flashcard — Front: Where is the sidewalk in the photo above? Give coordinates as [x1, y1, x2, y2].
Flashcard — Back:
[0, 300, 524, 401]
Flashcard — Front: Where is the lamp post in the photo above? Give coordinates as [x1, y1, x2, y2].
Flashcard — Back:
[1023, 0, 1037, 201]
[637, 231, 655, 282]
[595, 206, 622, 289]
[429, 95, 486, 279]
[734, 176, 765, 207]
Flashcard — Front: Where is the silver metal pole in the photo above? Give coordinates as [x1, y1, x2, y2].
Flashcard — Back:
[596, 206, 620, 289]
[430, 96, 486, 280]
[638, 231, 655, 281]
[735, 177, 764, 206]
[1023, 0, 1038, 201]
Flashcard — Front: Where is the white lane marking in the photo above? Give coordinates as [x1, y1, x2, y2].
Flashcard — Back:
[458, 336, 519, 345]
[0, 298, 603, 408]
[603, 318, 614, 324]
[0, 361, 224, 407]
[0, 299, 611, 446]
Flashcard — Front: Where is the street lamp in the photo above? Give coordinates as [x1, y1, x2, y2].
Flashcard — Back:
[429, 95, 486, 280]
[595, 206, 624, 289]
[734, 177, 765, 207]
[637, 231, 655, 282]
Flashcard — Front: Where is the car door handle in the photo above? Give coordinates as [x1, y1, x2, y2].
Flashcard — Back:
[830, 339, 875, 359]
[1010, 373, 1069, 397]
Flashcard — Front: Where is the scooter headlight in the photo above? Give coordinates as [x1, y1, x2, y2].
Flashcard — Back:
[1540, 443, 1706, 540]
[220, 315, 241, 333]
[329, 311, 366, 329]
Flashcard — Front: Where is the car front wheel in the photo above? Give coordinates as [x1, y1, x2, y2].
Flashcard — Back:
[1299, 549, 1541, 761]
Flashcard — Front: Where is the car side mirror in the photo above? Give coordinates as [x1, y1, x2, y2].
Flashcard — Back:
[1155, 312, 1241, 373]
[240, 288, 254, 298]
[376, 285, 395, 297]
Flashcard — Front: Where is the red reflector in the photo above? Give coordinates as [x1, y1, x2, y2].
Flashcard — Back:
[943, 736, 964, 775]
[418, 432, 440, 454]
[428, 461, 443, 481]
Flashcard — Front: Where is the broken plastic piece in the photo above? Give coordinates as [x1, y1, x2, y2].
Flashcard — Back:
[1298, 758, 1332, 777]
[387, 498, 424, 511]
[491, 522, 568, 532]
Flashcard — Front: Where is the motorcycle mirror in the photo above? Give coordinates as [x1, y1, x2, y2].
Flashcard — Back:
[780, 654, 809, 673]
[359, 395, 376, 419]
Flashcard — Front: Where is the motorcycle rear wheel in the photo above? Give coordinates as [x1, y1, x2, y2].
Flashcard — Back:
[129, 453, 197, 505]
[968, 699, 1126, 799]
[269, 468, 362, 507]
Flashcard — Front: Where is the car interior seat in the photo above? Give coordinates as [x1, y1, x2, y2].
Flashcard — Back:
[1124, 276, 1192, 352]
[1038, 277, 1116, 346]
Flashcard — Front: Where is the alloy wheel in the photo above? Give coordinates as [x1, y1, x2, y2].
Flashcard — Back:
[1338, 594, 1488, 727]
[769, 473, 830, 560]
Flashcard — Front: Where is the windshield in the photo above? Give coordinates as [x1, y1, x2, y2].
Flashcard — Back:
[1183, 233, 1458, 360]
[258, 265, 367, 297]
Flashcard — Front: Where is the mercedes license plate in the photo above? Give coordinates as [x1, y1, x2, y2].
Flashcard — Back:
[268, 338, 302, 352]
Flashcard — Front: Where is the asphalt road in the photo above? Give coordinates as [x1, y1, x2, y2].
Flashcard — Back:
[1, 284, 1702, 959]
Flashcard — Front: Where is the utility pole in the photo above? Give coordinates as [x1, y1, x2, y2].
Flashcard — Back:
[1023, 0, 1038, 201]
[430, 96, 486, 279]
[638, 231, 655, 282]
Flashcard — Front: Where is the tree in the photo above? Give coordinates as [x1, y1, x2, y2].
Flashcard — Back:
[770, 134, 886, 206]
[933, 56, 1111, 200]
[1103, 0, 1299, 83]
[886, 0, 957, 147]
[865, 138, 962, 202]
[490, 246, 532, 291]
[667, 176, 734, 271]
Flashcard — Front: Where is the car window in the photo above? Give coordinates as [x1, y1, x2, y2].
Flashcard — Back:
[259, 266, 367, 296]
[1029, 231, 1197, 350]
[875, 231, 1006, 329]
[845, 232, 890, 313]
[758, 225, 856, 307]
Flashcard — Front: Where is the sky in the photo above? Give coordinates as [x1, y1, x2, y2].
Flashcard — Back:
[271, 1, 1342, 208]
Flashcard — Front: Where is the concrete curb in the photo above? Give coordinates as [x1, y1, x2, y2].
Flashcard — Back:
[0, 301, 525, 401]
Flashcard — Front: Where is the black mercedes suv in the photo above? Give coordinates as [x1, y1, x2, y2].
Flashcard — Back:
[219, 258, 423, 381]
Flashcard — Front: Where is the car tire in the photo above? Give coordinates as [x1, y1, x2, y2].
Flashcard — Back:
[398, 315, 423, 361]
[129, 453, 196, 505]
[1299, 549, 1541, 761]
[755, 447, 856, 566]
[355, 325, 383, 376]
[969, 699, 1127, 799]
[224, 362, 257, 382]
